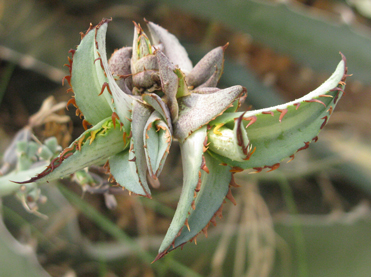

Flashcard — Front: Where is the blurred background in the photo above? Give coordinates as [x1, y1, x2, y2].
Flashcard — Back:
[1, 0, 371, 276]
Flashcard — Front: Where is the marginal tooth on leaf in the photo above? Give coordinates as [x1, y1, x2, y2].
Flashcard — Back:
[243, 146, 256, 161]
[321, 116, 328, 129]
[249, 167, 263, 174]
[66, 88, 74, 93]
[229, 166, 243, 173]
[226, 188, 237, 205]
[75, 108, 84, 118]
[128, 157, 136, 162]
[190, 235, 198, 245]
[203, 136, 210, 152]
[127, 130, 132, 139]
[210, 216, 217, 226]
[201, 155, 209, 173]
[99, 82, 112, 96]
[123, 132, 127, 145]
[304, 99, 326, 107]
[103, 160, 110, 172]
[191, 200, 196, 210]
[312, 136, 319, 143]
[243, 115, 257, 128]
[327, 106, 333, 115]
[94, 56, 105, 71]
[229, 174, 241, 188]
[266, 163, 280, 172]
[62, 75, 71, 86]
[293, 103, 301, 110]
[276, 108, 288, 123]
[185, 218, 190, 231]
[66, 97, 77, 110]
[297, 141, 310, 152]
[195, 178, 202, 192]
[262, 111, 274, 116]
[287, 154, 295, 163]
[202, 225, 209, 238]
[111, 112, 119, 128]
[318, 94, 334, 98]
[331, 87, 345, 104]
[82, 119, 91, 130]
[68, 49, 76, 56]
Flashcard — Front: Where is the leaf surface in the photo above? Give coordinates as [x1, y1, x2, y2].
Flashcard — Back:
[209, 57, 347, 169]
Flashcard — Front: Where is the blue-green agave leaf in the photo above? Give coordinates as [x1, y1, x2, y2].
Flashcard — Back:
[70, 24, 112, 125]
[18, 117, 127, 184]
[144, 111, 172, 180]
[156, 50, 179, 121]
[186, 45, 226, 88]
[174, 85, 246, 141]
[209, 56, 347, 170]
[94, 19, 134, 133]
[109, 150, 149, 197]
[158, 126, 207, 254]
[146, 20, 193, 73]
[129, 100, 153, 198]
[208, 113, 250, 162]
[109, 46, 133, 92]
[155, 152, 232, 260]
[142, 93, 173, 133]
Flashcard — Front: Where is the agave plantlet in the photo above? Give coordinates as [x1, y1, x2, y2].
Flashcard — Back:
[18, 18, 348, 261]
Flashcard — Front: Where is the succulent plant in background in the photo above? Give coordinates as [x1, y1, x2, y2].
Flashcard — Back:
[17, 18, 348, 261]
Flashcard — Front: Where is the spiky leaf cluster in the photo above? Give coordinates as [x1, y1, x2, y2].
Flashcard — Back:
[18, 18, 348, 261]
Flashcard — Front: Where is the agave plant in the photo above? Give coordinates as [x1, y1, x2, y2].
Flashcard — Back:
[18, 18, 348, 261]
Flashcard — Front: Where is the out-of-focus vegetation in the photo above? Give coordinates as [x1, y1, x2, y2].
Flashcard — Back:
[1, 0, 371, 276]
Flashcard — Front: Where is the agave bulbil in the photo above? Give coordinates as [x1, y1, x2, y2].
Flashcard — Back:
[19, 18, 348, 261]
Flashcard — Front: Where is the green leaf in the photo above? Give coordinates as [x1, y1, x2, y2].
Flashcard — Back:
[129, 101, 153, 198]
[146, 20, 193, 73]
[209, 57, 347, 170]
[159, 152, 232, 256]
[157, 126, 207, 255]
[21, 117, 127, 184]
[174, 85, 246, 141]
[142, 93, 173, 133]
[94, 20, 134, 133]
[70, 25, 112, 125]
[156, 50, 179, 121]
[208, 114, 250, 162]
[109, 150, 148, 196]
[186, 46, 226, 88]
[0, 217, 51, 277]
[143, 111, 172, 179]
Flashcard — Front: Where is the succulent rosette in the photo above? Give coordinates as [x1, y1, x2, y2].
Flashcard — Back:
[19, 18, 348, 261]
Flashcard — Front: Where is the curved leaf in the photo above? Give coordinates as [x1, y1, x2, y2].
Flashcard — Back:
[156, 152, 232, 259]
[94, 20, 134, 133]
[156, 50, 179, 121]
[146, 20, 193, 73]
[208, 114, 250, 162]
[174, 85, 246, 141]
[70, 25, 112, 125]
[142, 93, 173, 133]
[143, 111, 172, 179]
[129, 100, 153, 198]
[186, 45, 226, 88]
[209, 57, 347, 170]
[158, 126, 207, 254]
[109, 150, 148, 196]
[19, 117, 127, 184]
